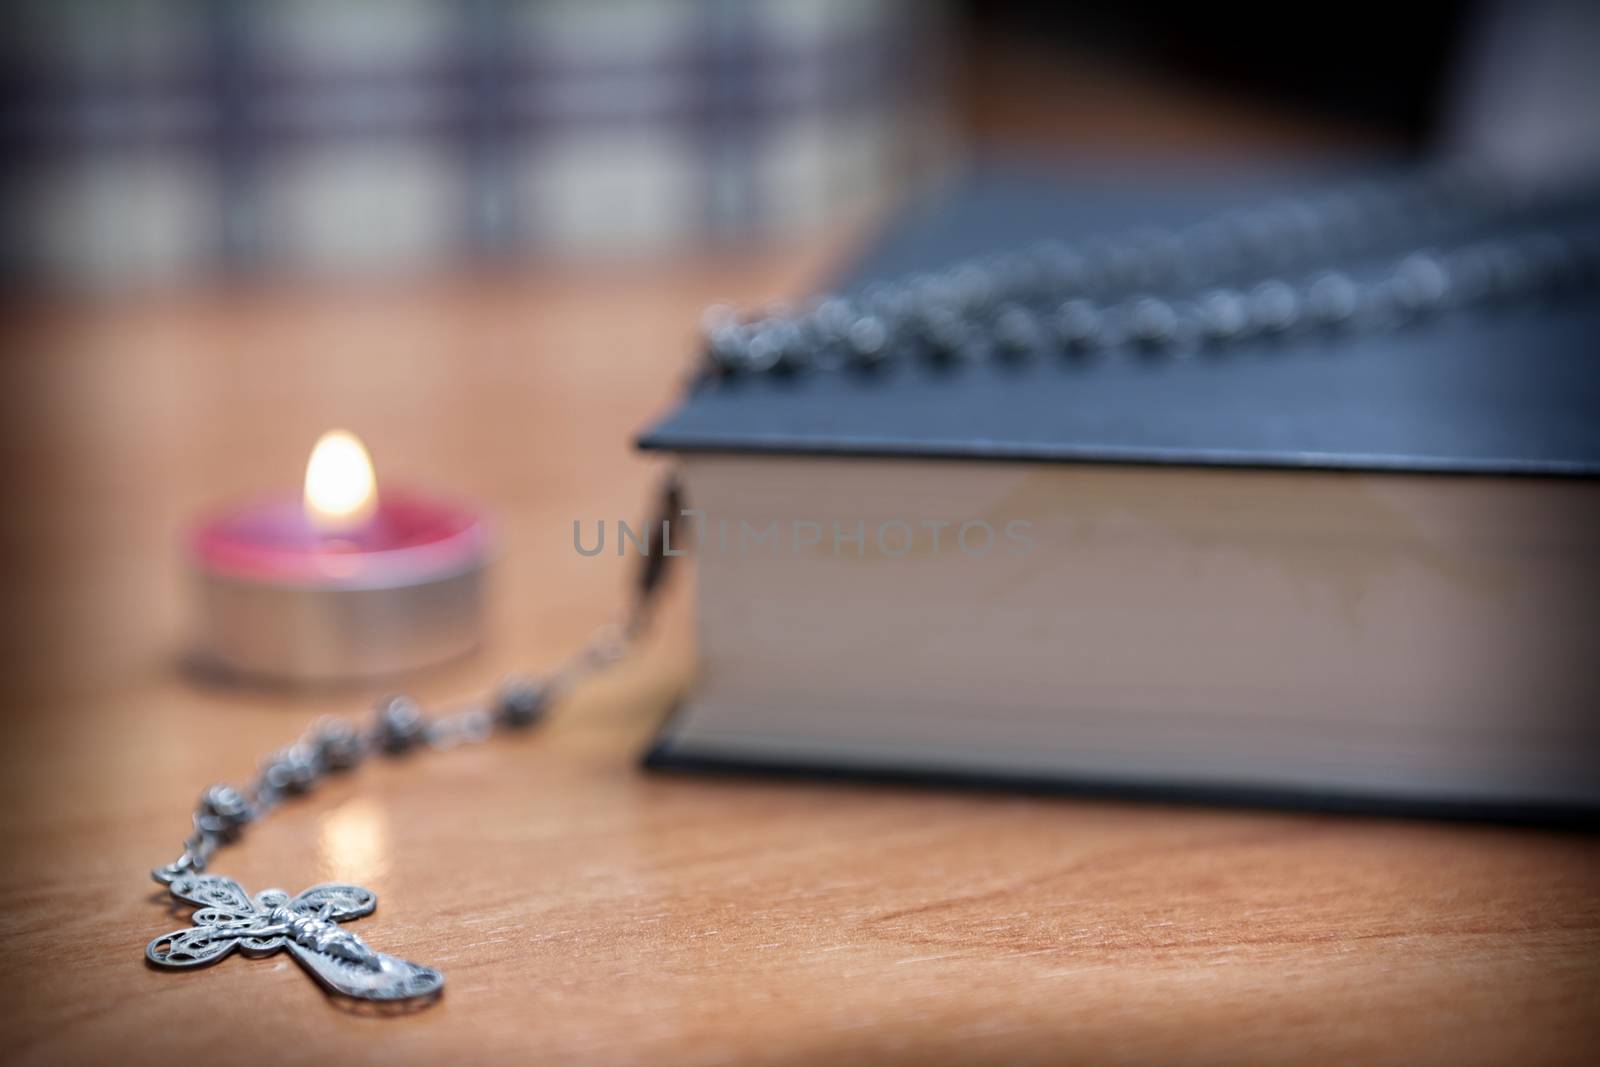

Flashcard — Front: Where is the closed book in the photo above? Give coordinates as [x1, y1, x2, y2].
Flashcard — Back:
[636, 165, 1600, 819]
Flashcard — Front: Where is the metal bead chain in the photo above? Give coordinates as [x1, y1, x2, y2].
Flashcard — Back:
[1018, 233, 1599, 357]
[698, 164, 1599, 376]
[152, 675, 553, 884]
[154, 476, 684, 886]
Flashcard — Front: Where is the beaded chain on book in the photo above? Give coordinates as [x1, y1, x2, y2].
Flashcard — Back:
[145, 163, 1598, 1007]
[698, 164, 1599, 376]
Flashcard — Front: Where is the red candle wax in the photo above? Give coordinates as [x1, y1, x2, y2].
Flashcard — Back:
[187, 489, 491, 684]
[191, 491, 490, 589]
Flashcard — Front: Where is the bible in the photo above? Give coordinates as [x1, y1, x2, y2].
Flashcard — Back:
[638, 164, 1600, 819]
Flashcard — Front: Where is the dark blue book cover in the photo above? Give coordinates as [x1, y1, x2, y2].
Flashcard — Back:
[641, 166, 1600, 476]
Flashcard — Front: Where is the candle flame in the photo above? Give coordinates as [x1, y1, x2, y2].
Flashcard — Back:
[304, 429, 377, 534]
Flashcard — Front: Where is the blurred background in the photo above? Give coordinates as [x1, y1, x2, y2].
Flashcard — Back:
[1, 0, 950, 288]
[5, 0, 1596, 290]
[2, 0, 1597, 701]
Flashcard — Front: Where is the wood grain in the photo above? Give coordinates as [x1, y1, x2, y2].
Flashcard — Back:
[1, 247, 1598, 1066]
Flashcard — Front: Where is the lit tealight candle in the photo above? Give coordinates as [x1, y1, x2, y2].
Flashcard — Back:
[189, 430, 491, 684]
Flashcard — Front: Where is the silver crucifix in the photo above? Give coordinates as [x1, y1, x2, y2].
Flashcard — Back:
[146, 873, 443, 1004]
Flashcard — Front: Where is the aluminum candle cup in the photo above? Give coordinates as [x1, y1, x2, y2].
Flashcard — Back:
[187, 432, 490, 684]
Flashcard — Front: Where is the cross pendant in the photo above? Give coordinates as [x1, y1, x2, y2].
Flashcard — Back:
[146, 873, 443, 1004]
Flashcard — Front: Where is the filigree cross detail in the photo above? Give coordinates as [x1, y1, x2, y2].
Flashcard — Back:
[146, 874, 443, 1004]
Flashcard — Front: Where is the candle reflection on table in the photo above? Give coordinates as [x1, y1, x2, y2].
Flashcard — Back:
[317, 795, 392, 887]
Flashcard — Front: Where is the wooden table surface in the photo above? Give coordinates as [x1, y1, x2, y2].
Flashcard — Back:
[2, 239, 1598, 1067]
